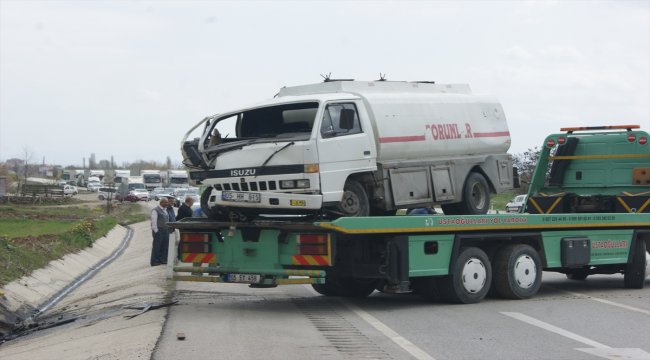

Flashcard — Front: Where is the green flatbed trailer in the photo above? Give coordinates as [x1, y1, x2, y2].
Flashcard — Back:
[171, 125, 649, 304]
[170, 212, 650, 304]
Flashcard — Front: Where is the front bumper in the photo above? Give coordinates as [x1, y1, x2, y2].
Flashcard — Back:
[206, 188, 323, 210]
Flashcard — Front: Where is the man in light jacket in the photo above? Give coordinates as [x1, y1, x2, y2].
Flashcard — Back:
[150, 197, 169, 266]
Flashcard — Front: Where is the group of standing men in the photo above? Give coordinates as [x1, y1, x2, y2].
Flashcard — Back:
[150, 195, 194, 266]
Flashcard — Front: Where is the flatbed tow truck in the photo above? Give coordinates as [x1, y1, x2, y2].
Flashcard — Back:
[170, 125, 650, 304]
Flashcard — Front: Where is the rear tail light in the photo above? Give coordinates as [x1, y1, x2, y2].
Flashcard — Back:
[182, 243, 210, 253]
[546, 139, 555, 148]
[639, 137, 647, 145]
[297, 234, 328, 255]
[181, 233, 209, 242]
[627, 134, 637, 143]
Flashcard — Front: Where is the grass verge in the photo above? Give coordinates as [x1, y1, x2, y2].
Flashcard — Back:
[0, 202, 148, 287]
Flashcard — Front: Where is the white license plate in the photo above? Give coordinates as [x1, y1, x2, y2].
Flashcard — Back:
[222, 191, 261, 203]
[227, 273, 261, 283]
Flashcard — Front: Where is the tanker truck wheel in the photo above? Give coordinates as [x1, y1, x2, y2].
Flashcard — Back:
[200, 186, 230, 221]
[335, 179, 370, 217]
[442, 172, 490, 215]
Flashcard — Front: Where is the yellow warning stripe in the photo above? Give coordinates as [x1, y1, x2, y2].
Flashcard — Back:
[549, 154, 650, 160]
[638, 198, 650, 213]
[292, 255, 329, 266]
[616, 197, 633, 213]
[317, 221, 650, 234]
[528, 197, 545, 214]
[546, 197, 564, 214]
[621, 191, 650, 196]
[181, 253, 217, 264]
[539, 192, 566, 197]
[616, 196, 650, 213]
[528, 196, 562, 214]
[284, 269, 324, 276]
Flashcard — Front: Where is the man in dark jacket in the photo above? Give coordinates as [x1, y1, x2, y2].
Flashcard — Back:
[175, 196, 195, 261]
[176, 196, 195, 221]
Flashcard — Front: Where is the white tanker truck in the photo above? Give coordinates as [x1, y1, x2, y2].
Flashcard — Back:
[181, 80, 515, 220]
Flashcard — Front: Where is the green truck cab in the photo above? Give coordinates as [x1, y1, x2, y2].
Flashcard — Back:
[170, 125, 650, 304]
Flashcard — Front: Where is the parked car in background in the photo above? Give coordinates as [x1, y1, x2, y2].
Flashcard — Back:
[123, 189, 149, 202]
[63, 185, 78, 196]
[130, 188, 150, 201]
[87, 181, 102, 192]
[505, 194, 527, 213]
[172, 187, 200, 207]
[97, 186, 118, 201]
[150, 187, 175, 201]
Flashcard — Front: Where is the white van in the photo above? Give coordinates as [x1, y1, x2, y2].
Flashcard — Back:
[182, 80, 514, 220]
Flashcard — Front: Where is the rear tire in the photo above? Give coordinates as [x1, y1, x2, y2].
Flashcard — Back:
[493, 244, 542, 299]
[439, 247, 491, 304]
[624, 239, 647, 289]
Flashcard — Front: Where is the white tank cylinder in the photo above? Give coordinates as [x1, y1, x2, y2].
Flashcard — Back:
[361, 92, 511, 162]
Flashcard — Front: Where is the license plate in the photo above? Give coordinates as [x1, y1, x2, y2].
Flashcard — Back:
[227, 273, 261, 283]
[290, 200, 306, 206]
[222, 191, 261, 203]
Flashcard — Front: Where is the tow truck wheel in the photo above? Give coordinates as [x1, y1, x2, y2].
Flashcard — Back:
[493, 244, 542, 299]
[444, 172, 490, 215]
[311, 283, 337, 296]
[624, 239, 647, 289]
[439, 247, 491, 304]
[336, 179, 370, 217]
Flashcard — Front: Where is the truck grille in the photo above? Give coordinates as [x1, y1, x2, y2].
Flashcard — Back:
[215, 181, 277, 192]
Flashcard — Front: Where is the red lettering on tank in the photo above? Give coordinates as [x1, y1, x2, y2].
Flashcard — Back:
[465, 123, 473, 138]
[426, 123, 466, 141]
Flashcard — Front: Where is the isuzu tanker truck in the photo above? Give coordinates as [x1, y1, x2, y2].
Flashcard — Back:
[181, 80, 515, 221]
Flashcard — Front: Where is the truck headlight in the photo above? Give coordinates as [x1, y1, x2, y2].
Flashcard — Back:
[296, 179, 310, 188]
[280, 180, 295, 189]
[280, 179, 311, 189]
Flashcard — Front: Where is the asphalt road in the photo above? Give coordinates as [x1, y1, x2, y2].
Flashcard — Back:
[155, 273, 650, 360]
[1, 194, 648, 359]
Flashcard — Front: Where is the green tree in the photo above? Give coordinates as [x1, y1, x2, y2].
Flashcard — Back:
[513, 146, 541, 191]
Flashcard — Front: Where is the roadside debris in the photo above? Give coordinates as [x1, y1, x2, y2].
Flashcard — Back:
[123, 301, 178, 319]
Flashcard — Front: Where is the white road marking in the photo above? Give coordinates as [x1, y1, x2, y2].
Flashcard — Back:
[341, 300, 436, 360]
[501, 312, 610, 349]
[552, 288, 650, 316]
[501, 312, 650, 360]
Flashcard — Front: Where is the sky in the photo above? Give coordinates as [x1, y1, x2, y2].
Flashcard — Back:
[1, 0, 649, 168]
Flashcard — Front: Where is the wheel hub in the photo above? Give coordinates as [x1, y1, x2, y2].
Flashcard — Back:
[513, 254, 536, 289]
[340, 191, 360, 214]
[461, 257, 487, 293]
[470, 183, 487, 210]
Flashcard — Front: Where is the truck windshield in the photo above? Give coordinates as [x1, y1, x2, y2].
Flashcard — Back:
[210, 102, 318, 143]
[143, 174, 161, 183]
